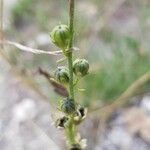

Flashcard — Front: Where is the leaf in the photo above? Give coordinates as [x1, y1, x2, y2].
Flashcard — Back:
[38, 67, 69, 97]
[0, 40, 79, 55]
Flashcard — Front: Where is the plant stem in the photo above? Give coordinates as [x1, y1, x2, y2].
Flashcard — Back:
[66, 0, 76, 148]
[67, 0, 75, 100]
[65, 115, 76, 144]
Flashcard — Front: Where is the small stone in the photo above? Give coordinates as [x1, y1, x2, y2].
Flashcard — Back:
[141, 96, 150, 112]
[13, 98, 36, 123]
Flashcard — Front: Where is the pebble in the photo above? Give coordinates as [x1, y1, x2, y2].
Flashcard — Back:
[13, 98, 37, 123]
[141, 96, 150, 112]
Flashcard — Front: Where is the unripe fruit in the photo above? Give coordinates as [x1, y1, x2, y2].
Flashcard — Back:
[73, 59, 89, 77]
[50, 24, 70, 50]
[60, 98, 76, 115]
[55, 66, 70, 84]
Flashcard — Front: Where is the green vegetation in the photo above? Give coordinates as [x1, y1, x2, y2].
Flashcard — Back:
[82, 36, 150, 106]
[11, 0, 33, 25]
[10, 0, 150, 108]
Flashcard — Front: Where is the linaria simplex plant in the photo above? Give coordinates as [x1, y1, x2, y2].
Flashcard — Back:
[50, 0, 89, 149]
[0, 0, 89, 149]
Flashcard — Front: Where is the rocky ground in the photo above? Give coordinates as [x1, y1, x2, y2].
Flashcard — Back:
[97, 96, 150, 150]
[0, 59, 150, 150]
[0, 59, 65, 150]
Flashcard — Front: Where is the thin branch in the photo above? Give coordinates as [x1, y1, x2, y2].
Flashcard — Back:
[0, 40, 65, 55]
[0, 40, 79, 55]
[90, 71, 150, 118]
[38, 67, 69, 97]
[67, 0, 75, 100]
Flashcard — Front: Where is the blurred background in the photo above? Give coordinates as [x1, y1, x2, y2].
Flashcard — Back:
[0, 0, 150, 149]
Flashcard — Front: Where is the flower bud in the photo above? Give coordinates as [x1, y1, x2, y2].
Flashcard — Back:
[60, 98, 76, 115]
[50, 24, 70, 50]
[55, 66, 70, 84]
[73, 59, 89, 77]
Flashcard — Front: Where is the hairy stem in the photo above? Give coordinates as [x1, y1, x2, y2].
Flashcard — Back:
[65, 115, 76, 145]
[67, 0, 75, 100]
[66, 0, 76, 148]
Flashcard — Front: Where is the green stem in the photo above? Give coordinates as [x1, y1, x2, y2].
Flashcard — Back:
[65, 115, 76, 144]
[68, 53, 74, 99]
[67, 0, 75, 100]
[65, 0, 76, 148]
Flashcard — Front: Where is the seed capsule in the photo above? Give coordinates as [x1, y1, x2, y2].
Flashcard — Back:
[74, 106, 87, 125]
[55, 66, 70, 84]
[50, 24, 70, 50]
[73, 59, 89, 77]
[60, 98, 76, 115]
[55, 116, 68, 129]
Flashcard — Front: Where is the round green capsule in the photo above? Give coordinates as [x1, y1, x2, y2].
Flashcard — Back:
[55, 66, 70, 84]
[73, 59, 89, 77]
[50, 24, 70, 50]
[60, 98, 76, 115]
